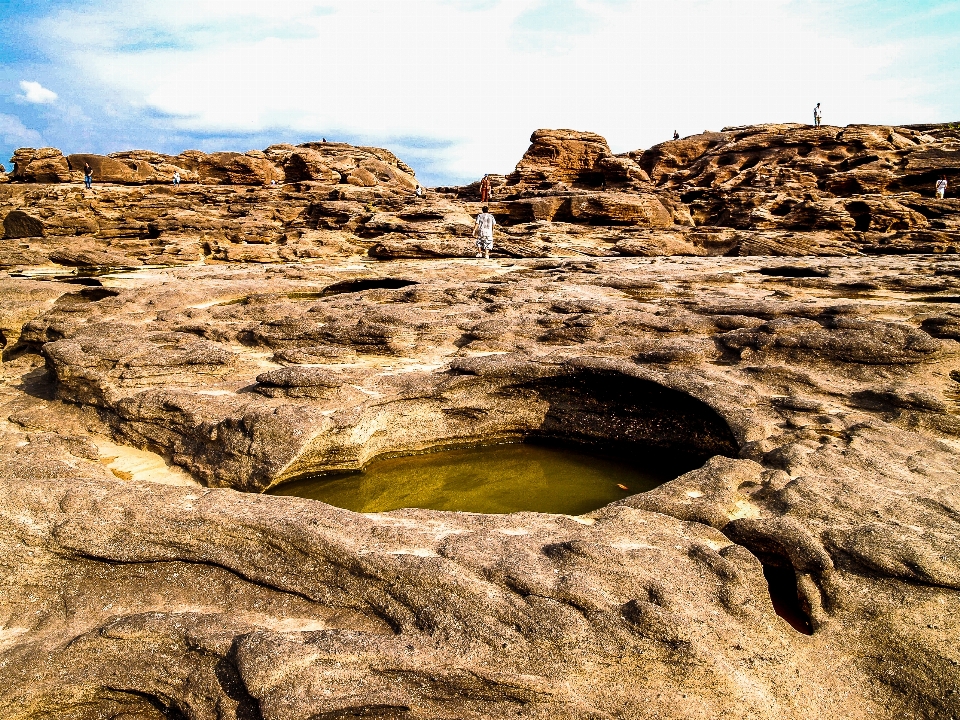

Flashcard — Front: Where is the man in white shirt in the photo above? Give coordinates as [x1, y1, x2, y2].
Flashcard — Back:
[473, 206, 496, 259]
[814, 103, 822, 128]
[936, 176, 948, 199]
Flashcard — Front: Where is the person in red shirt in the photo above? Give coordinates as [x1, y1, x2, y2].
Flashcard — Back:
[480, 174, 491, 202]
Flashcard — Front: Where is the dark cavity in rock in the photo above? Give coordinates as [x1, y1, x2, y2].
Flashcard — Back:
[912, 296, 960, 304]
[53, 287, 120, 305]
[321, 277, 418, 296]
[756, 267, 829, 278]
[762, 564, 814, 635]
[525, 370, 739, 461]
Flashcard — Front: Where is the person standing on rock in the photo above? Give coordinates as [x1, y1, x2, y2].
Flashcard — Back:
[480, 174, 491, 203]
[813, 103, 822, 129]
[473, 206, 496, 259]
[83, 162, 93, 189]
[936, 175, 948, 199]
[673, 130, 680, 140]
[172, 171, 181, 188]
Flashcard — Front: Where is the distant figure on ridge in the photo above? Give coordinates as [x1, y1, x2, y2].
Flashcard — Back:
[814, 103, 822, 129]
[673, 130, 680, 140]
[415, 184, 423, 199]
[937, 175, 948, 199]
[322, 137, 326, 142]
[473, 206, 496, 259]
[172, 171, 180, 188]
[480, 174, 491, 202]
[83, 162, 93, 189]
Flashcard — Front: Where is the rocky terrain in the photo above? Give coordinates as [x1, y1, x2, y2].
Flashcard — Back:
[0, 124, 959, 719]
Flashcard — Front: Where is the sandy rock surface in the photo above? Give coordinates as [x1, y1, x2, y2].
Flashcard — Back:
[0, 125, 959, 719]
[2, 123, 959, 272]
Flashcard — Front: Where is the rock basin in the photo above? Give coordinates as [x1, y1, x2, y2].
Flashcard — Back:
[269, 441, 692, 515]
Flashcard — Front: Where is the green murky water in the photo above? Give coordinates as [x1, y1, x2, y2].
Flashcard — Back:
[269, 442, 679, 515]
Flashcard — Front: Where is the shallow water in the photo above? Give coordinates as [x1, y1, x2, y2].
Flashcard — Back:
[270, 442, 678, 515]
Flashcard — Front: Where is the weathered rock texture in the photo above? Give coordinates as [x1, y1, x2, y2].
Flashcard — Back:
[3, 122, 959, 270]
[0, 125, 959, 719]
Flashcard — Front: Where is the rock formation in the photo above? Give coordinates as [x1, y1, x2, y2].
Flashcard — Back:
[0, 124, 959, 719]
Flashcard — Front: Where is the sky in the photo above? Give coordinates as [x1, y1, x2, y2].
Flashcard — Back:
[1, 0, 959, 186]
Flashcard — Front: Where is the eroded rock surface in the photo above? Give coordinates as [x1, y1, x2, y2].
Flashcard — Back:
[0, 125, 959, 719]
[1, 253, 959, 719]
[2, 123, 959, 271]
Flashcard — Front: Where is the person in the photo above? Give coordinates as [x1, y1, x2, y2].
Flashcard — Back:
[480, 174, 491, 203]
[172, 171, 180, 188]
[322, 137, 326, 143]
[83, 162, 93, 189]
[415, 185, 423, 199]
[673, 130, 680, 140]
[473, 206, 496, 259]
[936, 175, 948, 199]
[814, 103, 822, 129]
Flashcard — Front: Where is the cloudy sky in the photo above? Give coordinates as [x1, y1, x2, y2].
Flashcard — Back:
[1, 0, 958, 185]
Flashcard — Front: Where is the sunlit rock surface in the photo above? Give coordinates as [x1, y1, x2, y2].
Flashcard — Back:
[0, 125, 959, 719]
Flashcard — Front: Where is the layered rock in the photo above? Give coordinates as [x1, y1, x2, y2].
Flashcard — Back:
[3, 123, 960, 270]
[1, 254, 959, 718]
[9, 141, 417, 189]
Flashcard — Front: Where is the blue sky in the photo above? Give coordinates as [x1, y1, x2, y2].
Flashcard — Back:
[1, 0, 958, 185]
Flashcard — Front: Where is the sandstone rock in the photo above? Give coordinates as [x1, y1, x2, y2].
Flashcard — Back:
[636, 132, 728, 183]
[189, 151, 285, 185]
[2, 124, 960, 720]
[3, 209, 45, 239]
[716, 316, 942, 364]
[346, 167, 379, 187]
[67, 153, 155, 184]
[506, 129, 611, 188]
[568, 192, 673, 226]
[0, 251, 958, 718]
[48, 248, 142, 267]
[9, 147, 72, 182]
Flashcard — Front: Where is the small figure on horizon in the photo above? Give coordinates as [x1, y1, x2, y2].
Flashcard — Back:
[172, 171, 180, 188]
[83, 162, 93, 189]
[322, 137, 326, 143]
[673, 130, 680, 140]
[814, 103, 822, 129]
[480, 174, 491, 203]
[473, 205, 496, 259]
[936, 175, 948, 199]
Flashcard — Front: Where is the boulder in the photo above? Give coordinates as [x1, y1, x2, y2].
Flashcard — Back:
[282, 149, 341, 183]
[9, 147, 72, 182]
[49, 248, 142, 267]
[3, 210, 45, 239]
[506, 129, 611, 187]
[346, 167, 379, 187]
[636, 132, 728, 183]
[67, 153, 155, 184]
[360, 158, 418, 190]
[180, 151, 284, 185]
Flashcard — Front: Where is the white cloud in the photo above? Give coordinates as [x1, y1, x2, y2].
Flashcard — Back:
[0, 114, 43, 149]
[18, 80, 58, 104]
[30, 0, 957, 183]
